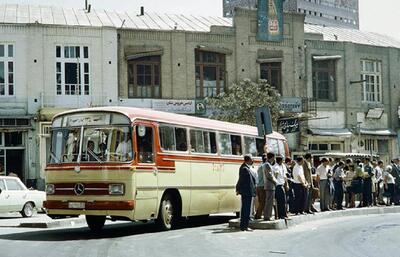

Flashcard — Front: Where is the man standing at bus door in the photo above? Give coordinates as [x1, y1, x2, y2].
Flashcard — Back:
[236, 154, 256, 231]
[263, 153, 277, 221]
[255, 154, 267, 219]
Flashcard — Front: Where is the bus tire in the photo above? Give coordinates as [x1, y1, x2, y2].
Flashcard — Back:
[86, 215, 106, 232]
[157, 193, 178, 231]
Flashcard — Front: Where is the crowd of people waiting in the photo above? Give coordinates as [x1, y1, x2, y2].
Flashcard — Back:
[236, 153, 400, 231]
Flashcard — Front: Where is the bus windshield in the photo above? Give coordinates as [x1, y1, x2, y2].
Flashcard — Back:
[49, 126, 133, 164]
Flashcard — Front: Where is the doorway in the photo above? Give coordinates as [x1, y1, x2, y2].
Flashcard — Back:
[5, 149, 24, 180]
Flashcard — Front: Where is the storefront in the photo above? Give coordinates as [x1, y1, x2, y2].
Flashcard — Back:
[0, 117, 32, 185]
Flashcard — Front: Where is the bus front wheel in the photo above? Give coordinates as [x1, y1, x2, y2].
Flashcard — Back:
[157, 194, 176, 231]
[86, 215, 106, 232]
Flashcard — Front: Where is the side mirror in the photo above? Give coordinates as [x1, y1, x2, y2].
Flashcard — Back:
[0, 189, 2, 194]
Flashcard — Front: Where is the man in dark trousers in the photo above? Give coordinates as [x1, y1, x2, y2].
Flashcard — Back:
[390, 158, 400, 205]
[236, 154, 256, 231]
[263, 152, 277, 221]
[363, 158, 374, 207]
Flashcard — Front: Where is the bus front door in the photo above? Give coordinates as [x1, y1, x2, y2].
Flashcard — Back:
[134, 124, 158, 220]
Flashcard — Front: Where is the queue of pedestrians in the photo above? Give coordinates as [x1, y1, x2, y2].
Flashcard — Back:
[236, 153, 400, 231]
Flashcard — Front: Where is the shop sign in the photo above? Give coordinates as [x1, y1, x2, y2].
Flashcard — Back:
[278, 117, 300, 134]
[152, 100, 195, 114]
[280, 97, 302, 113]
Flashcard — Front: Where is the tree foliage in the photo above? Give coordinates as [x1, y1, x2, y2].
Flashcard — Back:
[206, 79, 281, 127]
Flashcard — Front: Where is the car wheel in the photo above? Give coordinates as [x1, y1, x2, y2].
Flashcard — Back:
[156, 194, 176, 231]
[21, 202, 34, 218]
[86, 215, 106, 232]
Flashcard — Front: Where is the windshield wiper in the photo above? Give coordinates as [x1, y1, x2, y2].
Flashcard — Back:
[87, 148, 104, 164]
[50, 151, 61, 164]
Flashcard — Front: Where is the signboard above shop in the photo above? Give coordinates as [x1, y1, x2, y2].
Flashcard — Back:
[257, 0, 284, 42]
[280, 97, 302, 113]
[278, 117, 300, 134]
[152, 100, 195, 114]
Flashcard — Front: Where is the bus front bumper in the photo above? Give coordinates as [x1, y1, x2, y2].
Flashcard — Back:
[44, 200, 135, 219]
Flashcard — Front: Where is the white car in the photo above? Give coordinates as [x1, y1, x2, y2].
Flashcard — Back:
[0, 176, 46, 217]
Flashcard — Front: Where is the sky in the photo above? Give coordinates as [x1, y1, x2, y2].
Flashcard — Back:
[1, 0, 400, 40]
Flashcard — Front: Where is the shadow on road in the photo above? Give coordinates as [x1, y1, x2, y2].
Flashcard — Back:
[0, 215, 233, 242]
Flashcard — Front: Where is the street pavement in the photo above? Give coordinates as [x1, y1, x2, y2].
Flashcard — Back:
[0, 212, 399, 257]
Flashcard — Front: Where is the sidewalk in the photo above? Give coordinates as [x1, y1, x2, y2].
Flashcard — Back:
[229, 205, 400, 230]
[0, 213, 86, 228]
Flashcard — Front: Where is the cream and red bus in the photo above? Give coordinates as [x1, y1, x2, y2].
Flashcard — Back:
[44, 107, 288, 231]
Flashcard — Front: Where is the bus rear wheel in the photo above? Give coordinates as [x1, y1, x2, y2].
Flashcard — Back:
[86, 215, 106, 232]
[157, 194, 176, 231]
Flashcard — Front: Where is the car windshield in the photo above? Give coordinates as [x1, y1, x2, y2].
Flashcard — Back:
[49, 126, 133, 164]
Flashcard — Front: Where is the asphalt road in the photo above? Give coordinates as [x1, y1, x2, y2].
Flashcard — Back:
[0, 213, 399, 257]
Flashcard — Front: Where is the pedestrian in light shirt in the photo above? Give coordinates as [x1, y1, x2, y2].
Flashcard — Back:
[292, 156, 307, 215]
[273, 155, 288, 219]
[333, 161, 346, 210]
[255, 154, 267, 219]
[263, 153, 277, 221]
[316, 158, 331, 212]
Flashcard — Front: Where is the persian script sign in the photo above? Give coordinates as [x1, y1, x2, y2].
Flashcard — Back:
[278, 118, 300, 134]
[152, 100, 195, 114]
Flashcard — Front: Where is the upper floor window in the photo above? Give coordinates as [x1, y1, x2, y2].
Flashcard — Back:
[361, 60, 382, 103]
[260, 62, 282, 93]
[55, 45, 90, 96]
[195, 50, 226, 98]
[312, 59, 336, 101]
[0, 44, 15, 96]
[128, 56, 161, 98]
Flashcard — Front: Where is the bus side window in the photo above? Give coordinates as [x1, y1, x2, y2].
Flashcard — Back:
[230, 135, 242, 156]
[219, 133, 232, 155]
[244, 136, 257, 157]
[136, 125, 154, 163]
[175, 127, 188, 151]
[209, 132, 217, 154]
[255, 138, 265, 156]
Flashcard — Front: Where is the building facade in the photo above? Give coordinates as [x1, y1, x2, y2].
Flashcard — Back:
[1, 3, 400, 189]
[223, 0, 359, 29]
[0, 4, 118, 188]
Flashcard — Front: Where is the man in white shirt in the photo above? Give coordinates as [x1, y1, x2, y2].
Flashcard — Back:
[273, 155, 288, 219]
[292, 156, 307, 215]
[116, 134, 133, 162]
[316, 157, 331, 211]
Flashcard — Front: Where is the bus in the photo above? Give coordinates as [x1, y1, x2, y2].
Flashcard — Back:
[44, 107, 289, 231]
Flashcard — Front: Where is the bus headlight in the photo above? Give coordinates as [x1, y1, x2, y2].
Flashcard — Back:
[109, 184, 124, 195]
[46, 184, 55, 195]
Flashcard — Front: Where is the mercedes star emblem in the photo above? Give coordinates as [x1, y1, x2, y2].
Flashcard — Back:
[74, 183, 85, 195]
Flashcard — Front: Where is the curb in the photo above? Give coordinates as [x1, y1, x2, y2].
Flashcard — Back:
[228, 206, 400, 230]
[19, 217, 86, 228]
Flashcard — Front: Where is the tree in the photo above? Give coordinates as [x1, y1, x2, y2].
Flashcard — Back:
[206, 79, 281, 126]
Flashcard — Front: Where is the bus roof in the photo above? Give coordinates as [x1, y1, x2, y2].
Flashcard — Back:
[54, 106, 286, 140]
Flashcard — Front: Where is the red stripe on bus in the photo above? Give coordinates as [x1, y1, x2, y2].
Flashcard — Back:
[44, 200, 135, 210]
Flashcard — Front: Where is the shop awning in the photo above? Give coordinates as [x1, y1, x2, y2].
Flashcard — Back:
[359, 128, 397, 136]
[312, 55, 342, 61]
[308, 128, 352, 137]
